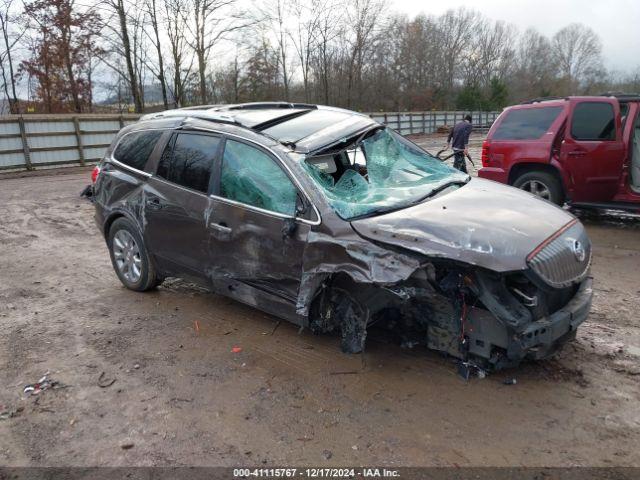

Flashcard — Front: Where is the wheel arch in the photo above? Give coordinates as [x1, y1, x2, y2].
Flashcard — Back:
[103, 210, 142, 242]
[508, 162, 566, 191]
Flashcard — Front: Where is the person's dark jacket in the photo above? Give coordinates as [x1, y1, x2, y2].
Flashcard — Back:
[447, 120, 472, 151]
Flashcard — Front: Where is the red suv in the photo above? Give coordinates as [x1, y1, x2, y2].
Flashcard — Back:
[478, 94, 640, 211]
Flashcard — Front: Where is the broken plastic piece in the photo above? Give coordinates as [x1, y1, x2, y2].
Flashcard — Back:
[231, 346, 243, 353]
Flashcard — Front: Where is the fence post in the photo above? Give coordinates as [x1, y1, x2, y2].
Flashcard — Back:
[383, 113, 388, 125]
[118, 115, 125, 129]
[409, 113, 413, 134]
[73, 116, 85, 166]
[17, 115, 33, 171]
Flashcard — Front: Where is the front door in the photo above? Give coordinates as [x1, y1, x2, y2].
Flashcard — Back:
[144, 132, 221, 277]
[207, 137, 310, 306]
[560, 99, 625, 202]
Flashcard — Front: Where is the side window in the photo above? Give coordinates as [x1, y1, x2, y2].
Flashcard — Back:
[157, 133, 219, 194]
[220, 139, 298, 215]
[113, 130, 163, 170]
[571, 102, 616, 141]
[492, 107, 562, 140]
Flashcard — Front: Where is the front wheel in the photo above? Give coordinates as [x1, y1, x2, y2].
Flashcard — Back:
[513, 171, 564, 206]
[107, 217, 162, 291]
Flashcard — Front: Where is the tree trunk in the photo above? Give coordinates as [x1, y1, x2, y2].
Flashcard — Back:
[116, 0, 143, 112]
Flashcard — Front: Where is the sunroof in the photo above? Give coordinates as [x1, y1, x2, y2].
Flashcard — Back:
[262, 109, 353, 143]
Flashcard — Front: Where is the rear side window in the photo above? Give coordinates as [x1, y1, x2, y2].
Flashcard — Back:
[113, 130, 163, 170]
[492, 107, 562, 140]
[157, 133, 220, 193]
[571, 102, 615, 141]
[220, 139, 298, 215]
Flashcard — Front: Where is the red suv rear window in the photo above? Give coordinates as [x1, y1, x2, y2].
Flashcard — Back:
[492, 106, 562, 140]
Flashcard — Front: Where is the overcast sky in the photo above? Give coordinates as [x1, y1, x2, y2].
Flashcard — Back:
[392, 0, 640, 73]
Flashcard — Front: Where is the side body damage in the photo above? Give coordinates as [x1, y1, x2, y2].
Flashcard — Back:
[90, 105, 593, 371]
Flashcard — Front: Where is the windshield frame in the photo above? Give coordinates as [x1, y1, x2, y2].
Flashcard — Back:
[299, 126, 470, 221]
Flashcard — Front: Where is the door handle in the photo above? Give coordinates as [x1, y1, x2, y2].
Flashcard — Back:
[567, 150, 586, 157]
[209, 222, 232, 234]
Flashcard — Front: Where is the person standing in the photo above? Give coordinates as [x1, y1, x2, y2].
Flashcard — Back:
[447, 114, 473, 173]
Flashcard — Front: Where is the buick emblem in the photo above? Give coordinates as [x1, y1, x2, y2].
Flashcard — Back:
[571, 239, 586, 262]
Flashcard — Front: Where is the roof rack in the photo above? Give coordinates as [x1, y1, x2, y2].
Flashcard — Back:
[140, 109, 241, 127]
[222, 102, 318, 111]
[598, 92, 640, 102]
[520, 96, 566, 104]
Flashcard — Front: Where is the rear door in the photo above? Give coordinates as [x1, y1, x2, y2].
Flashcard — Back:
[144, 131, 222, 277]
[207, 137, 310, 303]
[559, 98, 625, 202]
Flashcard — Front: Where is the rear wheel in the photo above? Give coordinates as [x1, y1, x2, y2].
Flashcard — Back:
[107, 217, 162, 291]
[513, 171, 564, 206]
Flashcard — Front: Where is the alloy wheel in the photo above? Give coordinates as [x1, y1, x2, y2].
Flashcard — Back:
[112, 229, 142, 283]
[521, 180, 551, 200]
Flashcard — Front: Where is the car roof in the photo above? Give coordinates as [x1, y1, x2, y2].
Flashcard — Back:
[138, 103, 379, 154]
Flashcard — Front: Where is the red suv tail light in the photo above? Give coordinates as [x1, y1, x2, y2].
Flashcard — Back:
[91, 165, 101, 184]
[481, 140, 490, 167]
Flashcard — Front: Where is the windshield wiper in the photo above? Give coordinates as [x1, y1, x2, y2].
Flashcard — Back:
[410, 179, 469, 205]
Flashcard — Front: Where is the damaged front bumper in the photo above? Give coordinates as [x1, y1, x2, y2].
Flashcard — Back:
[464, 276, 593, 369]
[508, 277, 592, 362]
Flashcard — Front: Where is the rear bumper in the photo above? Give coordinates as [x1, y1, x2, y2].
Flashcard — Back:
[508, 277, 593, 361]
[477, 167, 508, 184]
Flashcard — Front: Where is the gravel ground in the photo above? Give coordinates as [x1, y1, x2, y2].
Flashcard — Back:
[0, 138, 639, 467]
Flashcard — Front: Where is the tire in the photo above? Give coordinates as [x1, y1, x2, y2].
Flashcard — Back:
[107, 217, 162, 291]
[513, 171, 564, 206]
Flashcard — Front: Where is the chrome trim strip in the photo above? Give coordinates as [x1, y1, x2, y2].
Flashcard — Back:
[109, 157, 152, 178]
[208, 193, 317, 226]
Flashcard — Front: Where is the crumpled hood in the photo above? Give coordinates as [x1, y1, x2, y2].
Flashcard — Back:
[350, 178, 576, 272]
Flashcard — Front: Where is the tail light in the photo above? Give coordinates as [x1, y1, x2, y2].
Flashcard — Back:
[91, 165, 101, 184]
[481, 140, 491, 167]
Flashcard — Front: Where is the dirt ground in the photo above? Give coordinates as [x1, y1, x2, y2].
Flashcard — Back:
[1, 142, 639, 467]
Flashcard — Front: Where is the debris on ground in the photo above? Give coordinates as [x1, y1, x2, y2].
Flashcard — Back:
[97, 372, 116, 388]
[23, 373, 65, 396]
[231, 346, 242, 353]
[503, 378, 518, 385]
[120, 442, 135, 450]
[457, 361, 487, 381]
[0, 405, 24, 420]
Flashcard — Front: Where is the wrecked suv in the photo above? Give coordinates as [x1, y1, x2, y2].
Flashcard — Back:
[86, 102, 593, 370]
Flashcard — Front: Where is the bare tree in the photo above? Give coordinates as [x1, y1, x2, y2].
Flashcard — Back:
[257, 0, 293, 101]
[344, 0, 387, 108]
[552, 23, 603, 94]
[101, 0, 143, 112]
[143, 0, 169, 108]
[184, 0, 250, 104]
[164, 0, 193, 106]
[0, 0, 23, 113]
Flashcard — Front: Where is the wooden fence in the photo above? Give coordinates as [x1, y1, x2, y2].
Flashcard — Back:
[0, 111, 499, 171]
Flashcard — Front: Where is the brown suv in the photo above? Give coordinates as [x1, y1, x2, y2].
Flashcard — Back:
[85, 102, 593, 370]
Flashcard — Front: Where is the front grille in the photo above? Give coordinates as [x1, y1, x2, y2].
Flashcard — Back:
[528, 221, 591, 288]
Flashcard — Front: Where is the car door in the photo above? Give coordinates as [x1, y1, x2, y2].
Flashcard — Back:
[144, 131, 222, 277]
[207, 137, 311, 305]
[559, 98, 625, 202]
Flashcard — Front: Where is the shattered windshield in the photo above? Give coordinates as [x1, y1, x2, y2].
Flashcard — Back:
[301, 128, 468, 219]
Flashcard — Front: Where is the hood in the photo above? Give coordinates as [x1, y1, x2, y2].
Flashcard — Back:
[350, 178, 575, 272]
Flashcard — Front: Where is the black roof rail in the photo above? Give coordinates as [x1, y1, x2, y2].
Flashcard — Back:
[223, 102, 319, 111]
[520, 96, 566, 104]
[598, 92, 640, 102]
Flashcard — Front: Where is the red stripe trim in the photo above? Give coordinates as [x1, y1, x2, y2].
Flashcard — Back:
[526, 219, 578, 262]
